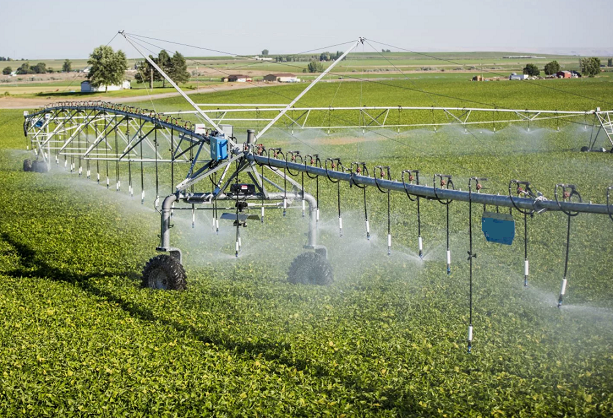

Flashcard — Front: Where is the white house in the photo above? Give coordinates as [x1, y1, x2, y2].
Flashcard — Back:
[509, 73, 528, 81]
[81, 80, 131, 92]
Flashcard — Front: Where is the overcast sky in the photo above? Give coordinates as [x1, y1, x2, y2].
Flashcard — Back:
[1, 0, 611, 59]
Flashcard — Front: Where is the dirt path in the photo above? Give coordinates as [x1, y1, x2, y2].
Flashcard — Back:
[0, 82, 284, 110]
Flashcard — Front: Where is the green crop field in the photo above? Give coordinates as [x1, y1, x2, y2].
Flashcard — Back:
[1, 71, 613, 416]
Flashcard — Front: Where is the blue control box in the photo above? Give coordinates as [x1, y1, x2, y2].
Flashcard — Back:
[210, 136, 228, 161]
[482, 212, 515, 245]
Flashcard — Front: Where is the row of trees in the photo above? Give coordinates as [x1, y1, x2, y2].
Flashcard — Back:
[273, 51, 344, 63]
[134, 50, 190, 88]
[2, 59, 72, 75]
[16, 62, 50, 74]
[523, 58, 602, 78]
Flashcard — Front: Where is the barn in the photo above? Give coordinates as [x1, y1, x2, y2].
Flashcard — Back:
[263, 73, 300, 83]
[556, 71, 572, 79]
[223, 75, 252, 82]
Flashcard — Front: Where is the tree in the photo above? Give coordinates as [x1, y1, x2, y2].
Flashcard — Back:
[32, 62, 46, 74]
[16, 62, 31, 75]
[157, 50, 171, 87]
[580, 57, 601, 77]
[523, 63, 540, 77]
[62, 59, 72, 73]
[543, 60, 560, 75]
[134, 59, 154, 88]
[608, 58, 613, 67]
[2, 66, 11, 75]
[167, 52, 190, 84]
[261, 49, 269, 56]
[134, 50, 189, 88]
[87, 45, 128, 92]
[307, 61, 324, 73]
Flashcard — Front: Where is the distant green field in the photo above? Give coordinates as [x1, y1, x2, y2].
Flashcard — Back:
[127, 72, 613, 112]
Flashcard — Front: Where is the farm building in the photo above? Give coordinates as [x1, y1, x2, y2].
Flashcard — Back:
[509, 73, 528, 81]
[222, 75, 252, 82]
[81, 80, 131, 92]
[556, 71, 572, 79]
[263, 73, 300, 83]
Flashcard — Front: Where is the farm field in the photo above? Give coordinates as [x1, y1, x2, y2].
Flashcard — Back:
[2, 49, 611, 101]
[1, 70, 613, 416]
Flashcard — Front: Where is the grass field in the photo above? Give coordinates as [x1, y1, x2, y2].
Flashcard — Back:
[1, 70, 613, 416]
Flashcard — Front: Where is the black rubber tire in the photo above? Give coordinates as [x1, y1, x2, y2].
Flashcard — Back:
[288, 252, 333, 285]
[142, 254, 187, 290]
[32, 160, 48, 173]
[23, 159, 32, 172]
[580, 146, 589, 152]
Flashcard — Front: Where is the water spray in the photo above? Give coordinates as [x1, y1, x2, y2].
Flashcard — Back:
[554, 184, 581, 307]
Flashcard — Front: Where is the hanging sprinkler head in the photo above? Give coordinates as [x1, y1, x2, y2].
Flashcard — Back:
[554, 183, 581, 308]
[434, 174, 454, 273]
[467, 177, 487, 353]
[374, 166, 392, 255]
[402, 169, 422, 258]
[509, 180, 539, 287]
[351, 162, 370, 240]
[326, 158, 344, 237]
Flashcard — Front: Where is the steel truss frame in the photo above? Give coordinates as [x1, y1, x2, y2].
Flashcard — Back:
[166, 105, 612, 133]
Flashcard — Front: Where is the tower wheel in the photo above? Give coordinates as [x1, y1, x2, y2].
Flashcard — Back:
[288, 252, 333, 285]
[142, 254, 187, 290]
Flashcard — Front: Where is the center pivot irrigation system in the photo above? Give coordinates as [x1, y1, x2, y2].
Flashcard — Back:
[22, 34, 613, 352]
